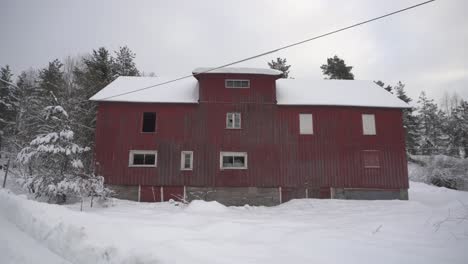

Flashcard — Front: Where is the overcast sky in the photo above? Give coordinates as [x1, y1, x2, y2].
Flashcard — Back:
[1, 0, 467, 103]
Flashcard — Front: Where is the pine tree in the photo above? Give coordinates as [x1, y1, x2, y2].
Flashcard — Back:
[38, 59, 66, 99]
[0, 65, 19, 155]
[73, 47, 121, 172]
[114, 46, 140, 77]
[267, 57, 291, 78]
[394, 82, 419, 154]
[446, 100, 468, 158]
[73, 47, 117, 144]
[320, 55, 354, 80]
[416, 92, 446, 155]
[15, 70, 43, 146]
[74, 47, 116, 100]
[374, 80, 393, 93]
[17, 98, 110, 204]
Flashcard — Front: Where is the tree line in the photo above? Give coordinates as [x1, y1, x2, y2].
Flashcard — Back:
[0, 50, 467, 203]
[0, 46, 140, 204]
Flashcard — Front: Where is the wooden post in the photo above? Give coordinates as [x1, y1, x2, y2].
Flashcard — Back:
[2, 158, 10, 188]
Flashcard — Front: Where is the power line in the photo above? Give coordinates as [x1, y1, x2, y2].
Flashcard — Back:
[100, 0, 436, 101]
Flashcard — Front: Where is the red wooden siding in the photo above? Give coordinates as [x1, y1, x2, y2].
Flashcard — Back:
[94, 74, 408, 195]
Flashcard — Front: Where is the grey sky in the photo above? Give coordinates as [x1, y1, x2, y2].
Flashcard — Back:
[1, 0, 467, 103]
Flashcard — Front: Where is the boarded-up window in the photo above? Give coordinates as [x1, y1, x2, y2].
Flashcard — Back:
[142, 112, 156, 132]
[299, 114, 313, 134]
[362, 150, 380, 168]
[362, 114, 376, 135]
[226, 112, 241, 129]
[129, 150, 157, 167]
[181, 151, 193, 170]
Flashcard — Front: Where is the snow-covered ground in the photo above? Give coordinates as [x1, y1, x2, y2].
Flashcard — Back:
[1, 173, 468, 263]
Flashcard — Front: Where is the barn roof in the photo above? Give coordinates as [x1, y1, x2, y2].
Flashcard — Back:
[89, 76, 199, 103]
[90, 74, 410, 108]
[193, 67, 283, 76]
[276, 79, 411, 108]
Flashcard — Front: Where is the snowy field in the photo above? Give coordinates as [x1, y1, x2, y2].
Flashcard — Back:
[1, 177, 468, 263]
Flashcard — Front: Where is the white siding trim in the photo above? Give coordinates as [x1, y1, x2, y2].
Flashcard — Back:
[180, 151, 194, 170]
[160, 186, 164, 202]
[138, 185, 141, 202]
[279, 187, 282, 203]
[299, 114, 313, 135]
[362, 114, 376, 135]
[226, 112, 241, 129]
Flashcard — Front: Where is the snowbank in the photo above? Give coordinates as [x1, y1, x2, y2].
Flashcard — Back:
[1, 182, 468, 264]
[185, 200, 228, 213]
[0, 190, 160, 263]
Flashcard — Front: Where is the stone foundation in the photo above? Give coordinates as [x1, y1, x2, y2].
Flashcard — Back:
[107, 184, 139, 201]
[331, 188, 408, 200]
[186, 186, 280, 206]
[107, 184, 409, 204]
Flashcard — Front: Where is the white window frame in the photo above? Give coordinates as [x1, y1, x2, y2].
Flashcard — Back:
[220, 151, 248, 170]
[299, 113, 313, 135]
[180, 151, 193, 170]
[225, 79, 250, 88]
[128, 150, 157, 167]
[226, 112, 241, 129]
[362, 114, 376, 135]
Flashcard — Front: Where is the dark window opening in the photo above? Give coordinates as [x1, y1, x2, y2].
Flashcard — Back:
[183, 154, 191, 169]
[132, 153, 156, 165]
[133, 154, 145, 165]
[142, 112, 156, 132]
[221, 154, 246, 168]
[223, 156, 234, 167]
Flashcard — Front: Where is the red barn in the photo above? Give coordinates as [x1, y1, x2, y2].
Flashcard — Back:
[90, 67, 410, 205]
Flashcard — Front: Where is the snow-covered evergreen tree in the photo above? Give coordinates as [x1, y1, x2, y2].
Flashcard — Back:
[267, 57, 291, 78]
[416, 92, 446, 155]
[446, 100, 468, 158]
[17, 97, 110, 203]
[0, 65, 20, 157]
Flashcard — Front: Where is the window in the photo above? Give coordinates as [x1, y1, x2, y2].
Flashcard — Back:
[362, 150, 380, 168]
[226, 112, 241, 129]
[225, 79, 250, 88]
[180, 151, 193, 170]
[299, 114, 313, 135]
[142, 112, 156, 133]
[362, 114, 376, 135]
[220, 152, 247, 169]
[129, 150, 157, 167]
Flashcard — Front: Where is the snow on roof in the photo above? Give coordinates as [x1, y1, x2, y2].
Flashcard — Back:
[276, 79, 411, 108]
[89, 76, 199, 103]
[193, 67, 283, 76]
[90, 76, 410, 108]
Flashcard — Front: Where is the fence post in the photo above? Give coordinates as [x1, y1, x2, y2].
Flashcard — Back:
[2, 158, 10, 188]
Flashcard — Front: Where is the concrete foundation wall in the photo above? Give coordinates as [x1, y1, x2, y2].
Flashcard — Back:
[186, 186, 280, 206]
[107, 184, 139, 201]
[107, 184, 410, 204]
[332, 188, 408, 200]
